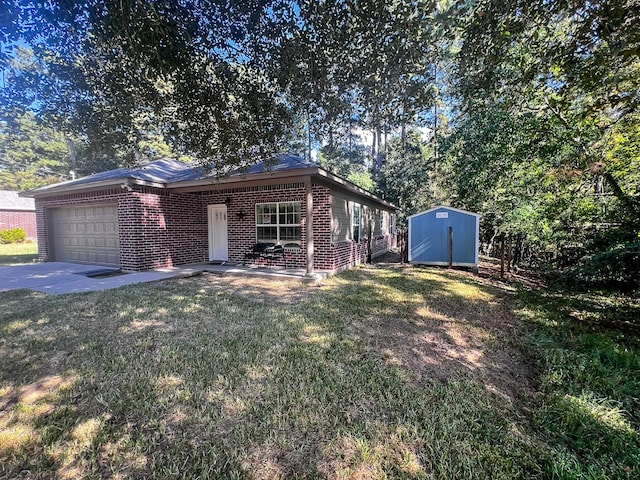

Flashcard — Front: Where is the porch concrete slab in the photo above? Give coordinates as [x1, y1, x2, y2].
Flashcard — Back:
[0, 261, 331, 295]
[30, 270, 198, 294]
[183, 262, 332, 283]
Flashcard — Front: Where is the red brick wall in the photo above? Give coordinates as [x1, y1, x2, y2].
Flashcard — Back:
[201, 182, 310, 269]
[0, 210, 37, 239]
[312, 185, 333, 270]
[330, 234, 394, 271]
[33, 181, 394, 273]
[34, 187, 205, 271]
[119, 187, 206, 270]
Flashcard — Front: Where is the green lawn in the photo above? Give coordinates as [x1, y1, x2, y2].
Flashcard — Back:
[1, 265, 638, 479]
[0, 242, 38, 265]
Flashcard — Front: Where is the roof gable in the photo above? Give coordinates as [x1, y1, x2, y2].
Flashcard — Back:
[408, 205, 481, 220]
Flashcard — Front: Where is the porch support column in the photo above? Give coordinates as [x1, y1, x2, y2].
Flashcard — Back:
[305, 178, 314, 275]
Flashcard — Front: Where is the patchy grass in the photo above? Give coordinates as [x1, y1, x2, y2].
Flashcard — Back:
[0, 264, 638, 478]
[516, 287, 640, 478]
[0, 242, 38, 265]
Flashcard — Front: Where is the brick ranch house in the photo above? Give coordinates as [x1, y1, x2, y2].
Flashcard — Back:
[0, 190, 37, 239]
[21, 155, 397, 275]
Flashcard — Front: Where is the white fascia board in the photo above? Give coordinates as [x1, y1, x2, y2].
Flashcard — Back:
[407, 205, 481, 220]
[20, 178, 166, 198]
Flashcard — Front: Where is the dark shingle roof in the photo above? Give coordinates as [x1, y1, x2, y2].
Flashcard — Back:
[21, 153, 396, 209]
[168, 154, 316, 183]
[0, 190, 35, 210]
[26, 154, 317, 193]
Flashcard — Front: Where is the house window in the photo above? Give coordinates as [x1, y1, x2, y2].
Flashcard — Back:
[256, 202, 301, 245]
[352, 204, 361, 243]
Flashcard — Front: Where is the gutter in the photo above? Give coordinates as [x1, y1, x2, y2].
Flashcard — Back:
[168, 166, 397, 210]
[20, 177, 166, 198]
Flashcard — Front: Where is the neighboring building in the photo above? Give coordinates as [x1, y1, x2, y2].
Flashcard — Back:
[409, 206, 480, 271]
[0, 190, 37, 239]
[21, 155, 396, 274]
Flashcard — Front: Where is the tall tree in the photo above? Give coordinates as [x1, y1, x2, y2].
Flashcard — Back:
[0, 110, 70, 189]
[449, 0, 640, 223]
[380, 129, 433, 220]
[2, 1, 293, 169]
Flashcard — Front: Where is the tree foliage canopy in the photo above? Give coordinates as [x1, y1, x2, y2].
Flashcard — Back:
[1, 0, 638, 279]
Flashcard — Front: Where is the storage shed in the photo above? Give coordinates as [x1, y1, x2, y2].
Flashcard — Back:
[408, 206, 480, 271]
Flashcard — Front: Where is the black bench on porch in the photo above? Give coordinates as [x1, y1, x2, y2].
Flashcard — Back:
[244, 243, 286, 268]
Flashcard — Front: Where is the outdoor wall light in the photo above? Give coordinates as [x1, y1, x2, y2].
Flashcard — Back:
[225, 197, 231, 206]
[237, 210, 246, 220]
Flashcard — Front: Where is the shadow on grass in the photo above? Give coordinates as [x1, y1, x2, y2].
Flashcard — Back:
[1, 266, 638, 478]
[0, 242, 38, 266]
[0, 253, 38, 265]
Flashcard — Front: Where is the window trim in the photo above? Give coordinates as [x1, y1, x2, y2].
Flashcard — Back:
[255, 201, 301, 246]
[352, 203, 361, 243]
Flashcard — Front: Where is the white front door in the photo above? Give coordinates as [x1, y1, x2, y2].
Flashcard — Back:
[208, 204, 228, 261]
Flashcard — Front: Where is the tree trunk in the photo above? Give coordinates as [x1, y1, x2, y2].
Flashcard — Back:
[307, 106, 312, 161]
[603, 172, 640, 222]
[371, 121, 377, 174]
[67, 138, 76, 179]
[500, 234, 505, 279]
[375, 122, 383, 174]
[432, 61, 439, 200]
[384, 125, 388, 160]
[348, 117, 353, 158]
[367, 222, 372, 263]
[401, 97, 407, 154]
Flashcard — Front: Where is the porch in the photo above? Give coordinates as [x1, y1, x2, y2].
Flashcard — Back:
[172, 262, 333, 283]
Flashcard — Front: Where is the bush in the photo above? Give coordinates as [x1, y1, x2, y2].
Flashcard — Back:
[566, 242, 640, 292]
[0, 227, 27, 244]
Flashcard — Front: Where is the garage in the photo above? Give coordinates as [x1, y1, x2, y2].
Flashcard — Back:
[50, 205, 120, 266]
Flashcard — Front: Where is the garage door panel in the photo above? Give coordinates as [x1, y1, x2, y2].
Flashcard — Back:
[51, 205, 120, 267]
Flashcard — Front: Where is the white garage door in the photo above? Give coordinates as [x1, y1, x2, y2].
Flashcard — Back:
[51, 205, 120, 267]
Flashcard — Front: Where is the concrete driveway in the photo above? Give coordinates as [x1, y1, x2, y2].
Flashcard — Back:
[0, 262, 198, 294]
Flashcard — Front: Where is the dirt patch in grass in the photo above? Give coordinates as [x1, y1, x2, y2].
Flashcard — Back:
[179, 272, 317, 305]
[334, 263, 537, 404]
